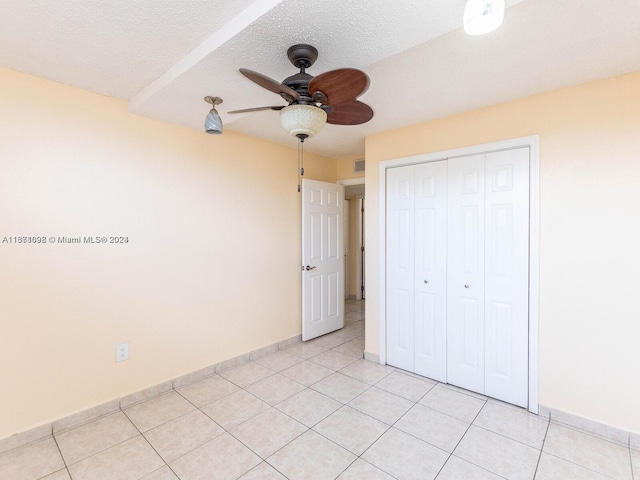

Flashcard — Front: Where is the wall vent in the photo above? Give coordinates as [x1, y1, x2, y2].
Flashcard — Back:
[353, 158, 365, 173]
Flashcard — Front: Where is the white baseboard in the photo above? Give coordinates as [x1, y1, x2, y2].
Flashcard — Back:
[543, 404, 636, 447]
[364, 351, 380, 363]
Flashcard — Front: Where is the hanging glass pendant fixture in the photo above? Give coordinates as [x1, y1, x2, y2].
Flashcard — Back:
[463, 0, 505, 35]
[204, 96, 223, 134]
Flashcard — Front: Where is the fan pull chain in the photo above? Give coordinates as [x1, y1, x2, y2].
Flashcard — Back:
[297, 136, 306, 193]
[297, 139, 301, 192]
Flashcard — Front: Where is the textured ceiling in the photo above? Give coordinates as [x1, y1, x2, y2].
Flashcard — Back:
[1, 0, 639, 158]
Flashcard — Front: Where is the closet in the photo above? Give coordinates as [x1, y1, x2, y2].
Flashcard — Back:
[386, 147, 530, 407]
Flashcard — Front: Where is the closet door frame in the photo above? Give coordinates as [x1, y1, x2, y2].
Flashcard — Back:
[378, 135, 540, 414]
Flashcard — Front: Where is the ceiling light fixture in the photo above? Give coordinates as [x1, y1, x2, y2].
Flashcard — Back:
[463, 0, 505, 35]
[204, 96, 223, 134]
[280, 104, 328, 192]
[280, 104, 327, 139]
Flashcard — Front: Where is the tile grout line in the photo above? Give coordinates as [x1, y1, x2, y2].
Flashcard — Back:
[420, 383, 486, 423]
[218, 310, 363, 478]
[121, 391, 198, 480]
[544, 420, 635, 478]
[539, 452, 622, 480]
[430, 395, 488, 479]
[118, 404, 175, 479]
[531, 415, 551, 479]
[547, 414, 632, 449]
[631, 435, 636, 480]
[338, 366, 499, 478]
[49, 432, 72, 480]
[53, 409, 161, 476]
[177, 365, 314, 476]
[341, 373, 436, 480]
[234, 351, 396, 479]
[471, 423, 546, 451]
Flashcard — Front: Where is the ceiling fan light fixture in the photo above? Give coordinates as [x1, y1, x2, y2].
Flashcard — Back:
[463, 0, 505, 35]
[279, 104, 327, 138]
[204, 96, 223, 135]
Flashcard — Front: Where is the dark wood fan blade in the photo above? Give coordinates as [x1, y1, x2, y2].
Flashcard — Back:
[327, 101, 374, 125]
[309, 68, 369, 106]
[239, 68, 300, 100]
[228, 106, 284, 114]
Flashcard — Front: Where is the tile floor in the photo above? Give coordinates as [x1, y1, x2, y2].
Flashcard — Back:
[2, 300, 639, 480]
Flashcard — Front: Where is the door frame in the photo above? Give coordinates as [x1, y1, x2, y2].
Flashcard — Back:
[338, 178, 365, 301]
[356, 196, 365, 300]
[377, 135, 540, 413]
[343, 198, 350, 300]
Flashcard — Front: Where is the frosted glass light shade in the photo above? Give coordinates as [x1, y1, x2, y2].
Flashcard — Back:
[280, 105, 327, 138]
[464, 0, 505, 35]
[205, 110, 223, 134]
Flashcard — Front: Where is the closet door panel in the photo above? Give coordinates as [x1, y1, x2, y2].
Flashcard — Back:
[386, 166, 416, 372]
[447, 154, 486, 394]
[414, 161, 448, 381]
[484, 148, 530, 407]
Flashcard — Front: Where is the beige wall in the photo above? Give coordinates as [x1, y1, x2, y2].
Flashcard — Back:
[0, 67, 336, 439]
[365, 70, 640, 434]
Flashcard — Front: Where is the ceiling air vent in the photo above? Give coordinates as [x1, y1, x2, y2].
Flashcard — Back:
[353, 158, 365, 173]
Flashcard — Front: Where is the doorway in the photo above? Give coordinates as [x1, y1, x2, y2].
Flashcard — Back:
[339, 179, 365, 303]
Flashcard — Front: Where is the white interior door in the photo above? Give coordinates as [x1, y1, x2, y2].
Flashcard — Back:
[302, 179, 345, 341]
[386, 166, 416, 371]
[484, 148, 530, 407]
[447, 154, 486, 394]
[414, 161, 448, 381]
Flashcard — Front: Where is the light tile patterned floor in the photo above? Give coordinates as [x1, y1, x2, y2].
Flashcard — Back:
[1, 300, 638, 479]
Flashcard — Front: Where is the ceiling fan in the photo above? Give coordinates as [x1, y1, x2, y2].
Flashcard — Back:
[228, 44, 374, 139]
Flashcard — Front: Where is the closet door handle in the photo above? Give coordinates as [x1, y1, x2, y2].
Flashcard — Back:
[423, 280, 429, 284]
[464, 284, 469, 288]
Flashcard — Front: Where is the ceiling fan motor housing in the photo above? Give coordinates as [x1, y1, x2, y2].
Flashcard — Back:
[284, 45, 320, 102]
[283, 72, 313, 100]
[287, 44, 318, 69]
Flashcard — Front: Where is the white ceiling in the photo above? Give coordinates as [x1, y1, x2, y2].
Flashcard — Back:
[2, 0, 639, 158]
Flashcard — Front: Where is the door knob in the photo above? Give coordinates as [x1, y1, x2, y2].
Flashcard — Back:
[423, 280, 429, 284]
[464, 284, 469, 288]
[305, 265, 317, 271]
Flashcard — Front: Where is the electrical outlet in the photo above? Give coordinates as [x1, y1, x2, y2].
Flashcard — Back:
[116, 342, 129, 362]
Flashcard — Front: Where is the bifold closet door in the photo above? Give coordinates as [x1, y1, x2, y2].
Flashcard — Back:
[447, 148, 530, 406]
[386, 165, 416, 372]
[446, 154, 486, 394]
[484, 148, 530, 407]
[386, 162, 447, 380]
[387, 149, 529, 406]
[414, 161, 447, 381]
